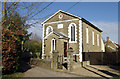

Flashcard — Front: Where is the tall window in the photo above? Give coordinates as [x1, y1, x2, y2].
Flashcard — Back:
[92, 31, 94, 45]
[97, 34, 99, 46]
[51, 38, 56, 52]
[71, 24, 75, 41]
[69, 23, 77, 43]
[86, 27, 89, 44]
[46, 26, 53, 35]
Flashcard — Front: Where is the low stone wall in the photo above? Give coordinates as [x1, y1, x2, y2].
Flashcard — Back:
[71, 62, 82, 70]
[30, 59, 51, 69]
[82, 61, 90, 66]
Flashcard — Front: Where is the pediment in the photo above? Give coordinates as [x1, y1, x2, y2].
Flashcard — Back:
[42, 10, 81, 24]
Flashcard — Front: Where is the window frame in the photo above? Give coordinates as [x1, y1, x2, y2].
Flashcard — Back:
[58, 24, 63, 29]
[92, 31, 94, 45]
[97, 34, 99, 46]
[46, 26, 53, 35]
[86, 27, 89, 44]
[51, 38, 56, 52]
[68, 23, 77, 43]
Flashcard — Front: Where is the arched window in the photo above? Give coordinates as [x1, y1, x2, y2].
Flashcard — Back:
[69, 23, 77, 43]
[51, 38, 56, 52]
[46, 26, 53, 35]
[71, 24, 75, 41]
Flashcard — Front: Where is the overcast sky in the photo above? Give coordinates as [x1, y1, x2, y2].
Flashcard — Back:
[26, 2, 118, 43]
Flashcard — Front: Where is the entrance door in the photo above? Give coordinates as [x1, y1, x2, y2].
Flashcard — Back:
[64, 42, 67, 57]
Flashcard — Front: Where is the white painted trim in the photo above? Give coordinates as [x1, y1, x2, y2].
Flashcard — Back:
[68, 23, 77, 43]
[60, 10, 82, 19]
[42, 24, 45, 59]
[44, 19, 79, 25]
[51, 38, 56, 53]
[46, 26, 53, 35]
[44, 31, 53, 40]
[101, 38, 105, 52]
[97, 34, 99, 46]
[59, 14, 63, 19]
[110, 40, 119, 48]
[73, 54, 80, 56]
[86, 27, 89, 44]
[79, 20, 83, 62]
[92, 31, 94, 45]
[107, 45, 116, 50]
[41, 10, 61, 24]
[41, 10, 81, 24]
[58, 24, 63, 29]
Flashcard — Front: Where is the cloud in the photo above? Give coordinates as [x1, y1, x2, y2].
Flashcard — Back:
[92, 21, 118, 43]
[26, 20, 43, 39]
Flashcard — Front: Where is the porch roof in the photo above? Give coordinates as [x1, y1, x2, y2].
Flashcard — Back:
[44, 31, 69, 40]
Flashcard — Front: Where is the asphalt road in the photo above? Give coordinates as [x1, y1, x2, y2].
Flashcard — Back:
[22, 66, 81, 77]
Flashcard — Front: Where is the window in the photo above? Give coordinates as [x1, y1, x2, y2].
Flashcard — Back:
[58, 24, 63, 29]
[46, 26, 53, 35]
[71, 24, 75, 41]
[59, 14, 63, 19]
[69, 23, 77, 43]
[92, 31, 94, 45]
[86, 27, 89, 44]
[97, 34, 99, 46]
[51, 38, 56, 52]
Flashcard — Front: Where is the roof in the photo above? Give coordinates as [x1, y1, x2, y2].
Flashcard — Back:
[44, 31, 69, 40]
[111, 40, 119, 48]
[41, 10, 81, 24]
[41, 10, 102, 32]
[106, 39, 119, 48]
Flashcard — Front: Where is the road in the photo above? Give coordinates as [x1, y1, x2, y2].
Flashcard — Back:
[22, 66, 81, 77]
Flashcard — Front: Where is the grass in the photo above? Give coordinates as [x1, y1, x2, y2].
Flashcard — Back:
[2, 72, 23, 79]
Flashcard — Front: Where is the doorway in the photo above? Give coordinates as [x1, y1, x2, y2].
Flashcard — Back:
[64, 42, 67, 57]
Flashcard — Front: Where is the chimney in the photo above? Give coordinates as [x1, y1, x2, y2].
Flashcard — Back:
[107, 37, 109, 41]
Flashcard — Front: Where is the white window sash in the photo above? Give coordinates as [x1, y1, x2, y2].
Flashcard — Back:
[97, 34, 99, 46]
[68, 23, 77, 43]
[54, 39, 56, 50]
[51, 38, 56, 52]
[46, 26, 53, 35]
[86, 28, 89, 44]
[92, 31, 94, 45]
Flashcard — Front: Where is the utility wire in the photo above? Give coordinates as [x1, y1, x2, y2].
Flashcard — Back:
[66, 2, 79, 12]
[28, 2, 54, 20]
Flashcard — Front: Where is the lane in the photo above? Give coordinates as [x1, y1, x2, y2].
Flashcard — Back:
[23, 66, 81, 77]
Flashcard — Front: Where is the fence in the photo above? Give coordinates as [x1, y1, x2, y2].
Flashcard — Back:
[83, 52, 120, 65]
[57, 55, 64, 69]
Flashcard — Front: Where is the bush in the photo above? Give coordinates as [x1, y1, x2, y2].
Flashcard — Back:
[24, 40, 42, 58]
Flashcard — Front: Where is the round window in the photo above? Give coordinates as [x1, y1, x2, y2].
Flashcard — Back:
[59, 14, 63, 19]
